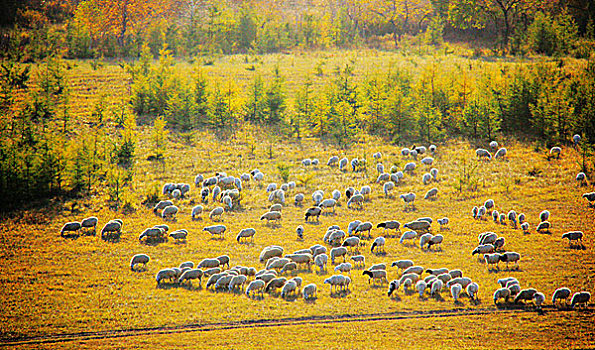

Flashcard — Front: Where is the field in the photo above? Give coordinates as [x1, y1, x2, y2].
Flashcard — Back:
[1, 51, 595, 349]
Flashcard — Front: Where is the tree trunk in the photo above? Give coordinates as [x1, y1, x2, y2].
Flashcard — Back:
[118, 0, 129, 48]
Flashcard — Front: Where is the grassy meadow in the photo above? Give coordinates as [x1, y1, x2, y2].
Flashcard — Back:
[1, 51, 595, 348]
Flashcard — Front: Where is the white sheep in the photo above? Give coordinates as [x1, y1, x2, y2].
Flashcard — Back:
[347, 194, 364, 209]
[315, 254, 328, 272]
[404, 162, 416, 172]
[377, 163, 385, 174]
[155, 268, 176, 285]
[80, 217, 98, 232]
[430, 279, 443, 295]
[576, 172, 587, 185]
[60, 221, 81, 236]
[245, 280, 266, 298]
[351, 158, 359, 171]
[312, 158, 320, 166]
[260, 211, 282, 223]
[476, 148, 492, 160]
[371, 236, 386, 253]
[294, 193, 305, 206]
[573, 134, 581, 145]
[236, 228, 256, 243]
[424, 188, 438, 200]
[191, 205, 203, 220]
[324, 274, 347, 293]
[303, 283, 317, 300]
[376, 172, 390, 183]
[334, 262, 352, 274]
[350, 255, 365, 268]
[451, 283, 462, 303]
[399, 192, 416, 208]
[130, 254, 150, 271]
[416, 280, 427, 297]
[363, 269, 388, 285]
[209, 207, 224, 221]
[342, 236, 361, 252]
[178, 269, 203, 285]
[421, 157, 434, 166]
[327, 156, 339, 166]
[466, 282, 479, 301]
[401, 148, 410, 156]
[330, 247, 348, 264]
[493, 287, 511, 304]
[203, 224, 227, 239]
[399, 231, 417, 244]
[319, 198, 337, 213]
[339, 157, 348, 171]
[550, 146, 561, 159]
[494, 148, 507, 159]
[296, 225, 304, 239]
[570, 291, 591, 308]
[489, 141, 498, 149]
[305, 207, 322, 221]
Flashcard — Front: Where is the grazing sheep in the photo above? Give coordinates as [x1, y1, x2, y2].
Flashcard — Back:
[436, 273, 452, 284]
[476, 148, 492, 160]
[245, 280, 266, 298]
[494, 148, 507, 159]
[304, 207, 322, 222]
[130, 254, 150, 271]
[342, 236, 361, 252]
[347, 194, 365, 209]
[269, 204, 283, 213]
[388, 280, 401, 297]
[570, 292, 591, 308]
[363, 269, 388, 285]
[259, 246, 284, 264]
[508, 210, 517, 228]
[339, 157, 348, 171]
[499, 213, 506, 225]
[383, 181, 395, 197]
[293, 193, 305, 206]
[202, 223, 227, 238]
[562, 231, 583, 245]
[423, 173, 433, 185]
[573, 134, 581, 145]
[449, 270, 463, 279]
[430, 280, 444, 295]
[402, 266, 423, 276]
[80, 217, 98, 232]
[419, 233, 433, 249]
[403, 220, 430, 232]
[404, 162, 416, 173]
[489, 141, 499, 149]
[416, 280, 427, 297]
[399, 193, 416, 208]
[354, 222, 373, 238]
[198, 258, 221, 270]
[401, 148, 410, 156]
[576, 172, 587, 185]
[550, 146, 561, 159]
[478, 232, 498, 245]
[350, 255, 365, 268]
[280, 262, 297, 275]
[345, 187, 355, 199]
[399, 231, 417, 244]
[421, 157, 434, 166]
[467, 282, 479, 301]
[360, 185, 372, 199]
[430, 168, 438, 181]
[472, 206, 479, 219]
[211, 186, 222, 202]
[497, 277, 518, 287]
[319, 198, 337, 213]
[315, 254, 328, 272]
[347, 220, 362, 235]
[492, 210, 499, 223]
[236, 228, 256, 243]
[303, 283, 318, 300]
[410, 149, 418, 159]
[498, 252, 521, 269]
[371, 236, 386, 253]
[327, 156, 339, 167]
[190, 205, 203, 220]
[330, 247, 348, 264]
[521, 222, 529, 232]
[377, 220, 401, 235]
[426, 268, 449, 276]
[61, 222, 81, 236]
[494, 288, 511, 304]
[377, 163, 385, 174]
[179, 269, 203, 286]
[451, 284, 462, 303]
[424, 188, 438, 200]
[582, 192, 595, 206]
[200, 187, 210, 203]
[514, 289, 538, 304]
[312, 158, 320, 166]
[161, 205, 179, 220]
[261, 211, 282, 223]
[324, 274, 347, 293]
[169, 229, 188, 241]
[494, 237, 505, 250]
[334, 262, 353, 274]
[296, 225, 304, 240]
[351, 158, 359, 172]
[156, 268, 176, 285]
[101, 219, 123, 237]
[427, 234, 443, 250]
[472, 244, 495, 256]
[437, 217, 449, 230]
[266, 258, 291, 271]
[536, 221, 551, 233]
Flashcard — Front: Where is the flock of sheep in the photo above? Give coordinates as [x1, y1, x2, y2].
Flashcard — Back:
[60, 135, 592, 313]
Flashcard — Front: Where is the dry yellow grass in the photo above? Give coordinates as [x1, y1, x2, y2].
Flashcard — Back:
[1, 128, 594, 348]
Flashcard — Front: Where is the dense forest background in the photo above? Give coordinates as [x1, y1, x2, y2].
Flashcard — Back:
[1, 0, 595, 210]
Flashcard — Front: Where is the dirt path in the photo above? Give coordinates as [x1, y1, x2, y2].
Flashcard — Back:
[1, 305, 570, 346]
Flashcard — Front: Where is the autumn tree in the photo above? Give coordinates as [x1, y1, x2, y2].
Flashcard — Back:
[369, 0, 433, 47]
[73, 0, 177, 49]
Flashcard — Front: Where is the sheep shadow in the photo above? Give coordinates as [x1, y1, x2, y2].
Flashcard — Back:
[372, 252, 387, 257]
[569, 244, 587, 250]
[469, 298, 482, 306]
[304, 297, 318, 304]
[369, 283, 388, 289]
[191, 217, 203, 222]
[179, 283, 202, 291]
[209, 236, 225, 241]
[141, 239, 167, 246]
[282, 295, 299, 302]
[403, 206, 417, 213]
[322, 212, 337, 217]
[453, 300, 464, 306]
[61, 233, 81, 240]
[305, 221, 321, 226]
[265, 222, 282, 229]
[389, 294, 402, 302]
[248, 294, 265, 301]
[156, 283, 178, 290]
[432, 294, 445, 302]
[315, 270, 328, 276]
[101, 234, 121, 243]
[172, 240, 187, 245]
[238, 241, 256, 247]
[330, 289, 351, 298]
[131, 267, 149, 273]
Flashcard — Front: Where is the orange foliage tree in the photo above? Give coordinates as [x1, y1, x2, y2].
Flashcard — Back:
[73, 0, 179, 48]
